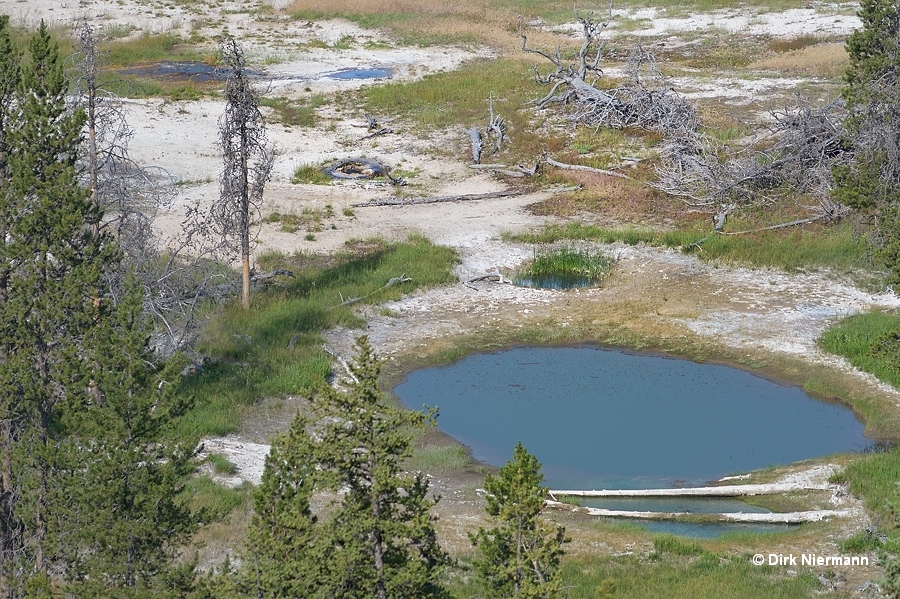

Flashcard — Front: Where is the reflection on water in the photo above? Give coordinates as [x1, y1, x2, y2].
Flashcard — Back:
[623, 519, 798, 539]
[514, 275, 591, 289]
[580, 497, 770, 514]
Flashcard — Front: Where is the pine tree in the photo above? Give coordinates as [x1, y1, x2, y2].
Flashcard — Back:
[470, 443, 569, 599]
[243, 412, 325, 599]
[60, 281, 197, 598]
[247, 337, 448, 599]
[0, 22, 197, 598]
[832, 0, 900, 280]
[311, 337, 448, 599]
[0, 21, 109, 594]
[0, 15, 23, 596]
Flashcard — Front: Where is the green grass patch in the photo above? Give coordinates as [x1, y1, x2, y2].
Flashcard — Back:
[175, 236, 458, 438]
[451, 551, 824, 598]
[406, 444, 471, 474]
[260, 94, 328, 128]
[207, 453, 238, 475]
[839, 529, 883, 553]
[518, 245, 615, 287]
[264, 205, 335, 233]
[820, 311, 900, 390]
[506, 221, 870, 274]
[831, 447, 900, 538]
[104, 32, 197, 66]
[290, 164, 332, 185]
[181, 476, 251, 522]
[361, 58, 550, 160]
[652, 534, 709, 557]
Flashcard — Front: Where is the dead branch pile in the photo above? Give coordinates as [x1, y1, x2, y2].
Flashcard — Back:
[520, 7, 851, 225]
[653, 97, 849, 213]
[522, 9, 697, 135]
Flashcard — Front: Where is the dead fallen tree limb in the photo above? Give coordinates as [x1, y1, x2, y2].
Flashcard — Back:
[468, 273, 505, 284]
[469, 163, 507, 169]
[335, 274, 411, 307]
[361, 127, 393, 140]
[545, 156, 632, 180]
[323, 344, 359, 384]
[548, 481, 827, 497]
[352, 188, 526, 207]
[545, 500, 851, 523]
[468, 161, 542, 177]
[251, 269, 294, 284]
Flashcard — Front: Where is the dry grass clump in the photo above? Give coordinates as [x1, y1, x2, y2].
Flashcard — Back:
[751, 42, 848, 77]
[282, 0, 584, 50]
[285, 0, 479, 17]
[527, 171, 683, 225]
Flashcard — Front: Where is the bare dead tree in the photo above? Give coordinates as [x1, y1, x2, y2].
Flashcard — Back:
[71, 23, 176, 239]
[216, 38, 274, 311]
[521, 8, 697, 135]
[69, 23, 238, 357]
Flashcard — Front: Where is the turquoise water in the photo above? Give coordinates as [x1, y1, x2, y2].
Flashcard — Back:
[394, 346, 869, 537]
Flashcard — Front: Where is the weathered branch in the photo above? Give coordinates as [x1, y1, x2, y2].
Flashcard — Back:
[335, 274, 412, 307]
[720, 215, 828, 235]
[544, 156, 632, 180]
[352, 188, 525, 207]
[323, 344, 360, 384]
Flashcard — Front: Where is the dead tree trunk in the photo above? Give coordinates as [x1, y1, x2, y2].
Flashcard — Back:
[217, 38, 273, 311]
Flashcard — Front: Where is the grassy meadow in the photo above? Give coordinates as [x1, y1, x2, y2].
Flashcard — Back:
[175, 235, 458, 438]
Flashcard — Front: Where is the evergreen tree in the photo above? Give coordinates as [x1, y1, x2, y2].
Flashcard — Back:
[470, 443, 568, 599]
[311, 338, 448, 599]
[243, 412, 324, 599]
[60, 281, 197, 598]
[832, 0, 900, 280]
[247, 337, 448, 599]
[0, 21, 108, 594]
[0, 15, 23, 596]
[0, 21, 197, 598]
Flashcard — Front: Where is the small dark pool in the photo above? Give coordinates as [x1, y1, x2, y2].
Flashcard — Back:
[120, 61, 266, 82]
[515, 275, 592, 290]
[323, 67, 391, 80]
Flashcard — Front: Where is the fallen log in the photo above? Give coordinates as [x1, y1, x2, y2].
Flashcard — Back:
[323, 344, 359, 384]
[545, 156, 632, 180]
[545, 500, 852, 523]
[251, 269, 294, 284]
[548, 482, 827, 498]
[720, 214, 827, 235]
[361, 127, 394, 140]
[335, 274, 412, 306]
[352, 188, 526, 207]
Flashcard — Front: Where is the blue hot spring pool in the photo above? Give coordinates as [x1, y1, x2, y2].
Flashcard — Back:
[394, 346, 869, 536]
